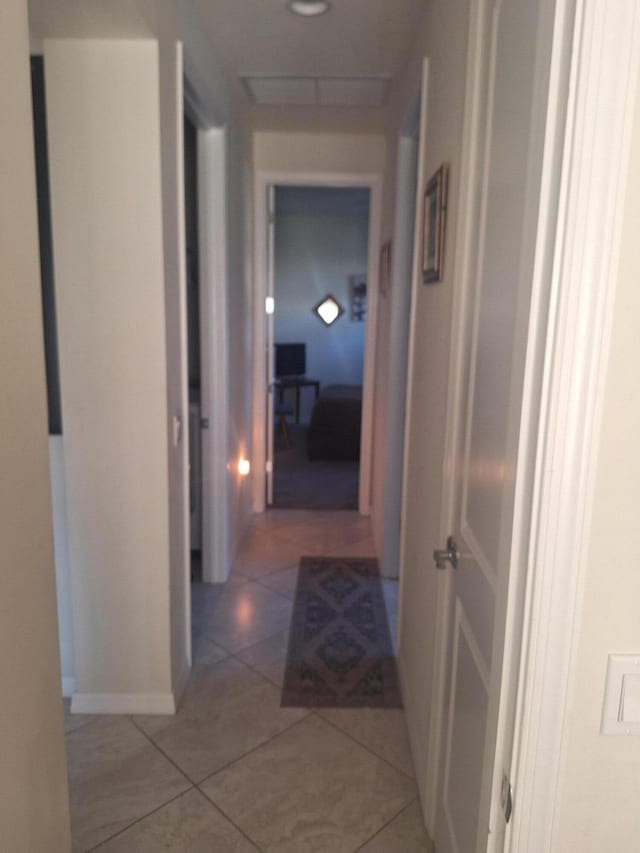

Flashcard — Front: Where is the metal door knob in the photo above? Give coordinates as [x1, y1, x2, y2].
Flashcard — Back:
[433, 535, 459, 570]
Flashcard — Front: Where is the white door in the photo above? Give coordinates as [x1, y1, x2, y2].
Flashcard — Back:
[265, 184, 276, 506]
[397, 56, 447, 817]
[197, 127, 230, 583]
[433, 0, 560, 850]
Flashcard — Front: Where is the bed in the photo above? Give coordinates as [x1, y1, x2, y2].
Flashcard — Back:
[306, 384, 362, 462]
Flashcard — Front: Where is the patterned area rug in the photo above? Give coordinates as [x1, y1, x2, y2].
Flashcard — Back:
[281, 556, 402, 708]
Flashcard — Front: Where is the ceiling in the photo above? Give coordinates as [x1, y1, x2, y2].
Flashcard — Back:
[28, 0, 427, 116]
[193, 0, 427, 110]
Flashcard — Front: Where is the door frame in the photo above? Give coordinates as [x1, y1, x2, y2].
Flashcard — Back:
[508, 1, 640, 850]
[252, 170, 383, 516]
[183, 81, 230, 588]
[379, 86, 421, 579]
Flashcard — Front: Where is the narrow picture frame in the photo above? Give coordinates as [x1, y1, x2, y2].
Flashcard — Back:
[422, 164, 448, 284]
[348, 275, 367, 322]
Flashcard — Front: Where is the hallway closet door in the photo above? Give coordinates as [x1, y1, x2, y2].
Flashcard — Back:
[433, 0, 563, 850]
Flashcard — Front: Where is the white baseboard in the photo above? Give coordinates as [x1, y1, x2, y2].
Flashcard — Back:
[70, 691, 176, 715]
[61, 676, 76, 698]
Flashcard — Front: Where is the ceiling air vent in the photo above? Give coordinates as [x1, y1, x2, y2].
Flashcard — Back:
[241, 75, 391, 108]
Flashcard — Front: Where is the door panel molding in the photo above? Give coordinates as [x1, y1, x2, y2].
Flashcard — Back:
[442, 598, 490, 853]
[458, 0, 504, 586]
[461, 521, 498, 592]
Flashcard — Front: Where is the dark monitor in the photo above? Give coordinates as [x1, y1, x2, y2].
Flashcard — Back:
[275, 343, 306, 377]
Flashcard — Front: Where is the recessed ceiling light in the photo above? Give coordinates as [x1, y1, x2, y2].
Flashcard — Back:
[287, 1, 331, 17]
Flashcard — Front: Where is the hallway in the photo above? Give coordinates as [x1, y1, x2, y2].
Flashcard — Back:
[63, 511, 432, 852]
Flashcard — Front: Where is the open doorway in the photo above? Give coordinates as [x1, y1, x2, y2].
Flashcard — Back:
[253, 172, 382, 518]
[182, 84, 230, 587]
[30, 54, 75, 700]
[183, 112, 203, 582]
[270, 186, 371, 510]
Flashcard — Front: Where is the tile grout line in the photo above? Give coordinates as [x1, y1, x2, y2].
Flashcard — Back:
[79, 706, 412, 853]
[197, 572, 295, 608]
[223, 637, 416, 784]
[197, 711, 415, 853]
[128, 715, 199, 788]
[63, 717, 97, 738]
[252, 571, 297, 599]
[196, 618, 294, 659]
[352, 796, 420, 852]
[229, 627, 290, 658]
[228, 649, 287, 690]
[127, 689, 309, 844]
[238, 564, 299, 585]
[309, 710, 418, 783]
[271, 532, 374, 555]
[86, 787, 196, 852]
[197, 784, 266, 853]
[195, 713, 313, 789]
[191, 628, 232, 664]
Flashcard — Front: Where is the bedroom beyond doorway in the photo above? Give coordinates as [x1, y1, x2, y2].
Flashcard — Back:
[270, 186, 371, 510]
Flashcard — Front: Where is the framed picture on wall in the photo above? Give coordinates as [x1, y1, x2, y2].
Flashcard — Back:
[349, 275, 367, 322]
[422, 164, 449, 284]
[380, 239, 392, 296]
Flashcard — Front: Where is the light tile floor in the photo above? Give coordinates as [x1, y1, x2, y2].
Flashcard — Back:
[64, 510, 434, 852]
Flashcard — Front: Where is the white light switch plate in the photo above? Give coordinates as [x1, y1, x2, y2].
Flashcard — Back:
[601, 654, 640, 735]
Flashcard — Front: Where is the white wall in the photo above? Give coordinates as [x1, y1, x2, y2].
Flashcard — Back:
[49, 436, 75, 695]
[0, 1, 71, 847]
[275, 190, 369, 424]
[254, 131, 386, 176]
[551, 84, 640, 853]
[31, 1, 254, 707]
[45, 38, 174, 711]
[124, 0, 254, 689]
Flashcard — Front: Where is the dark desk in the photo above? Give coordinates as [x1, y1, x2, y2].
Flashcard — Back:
[274, 376, 320, 424]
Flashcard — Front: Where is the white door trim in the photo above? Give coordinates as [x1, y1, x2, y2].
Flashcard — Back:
[197, 126, 230, 583]
[252, 170, 383, 516]
[265, 186, 276, 506]
[508, 1, 640, 850]
[379, 93, 420, 579]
